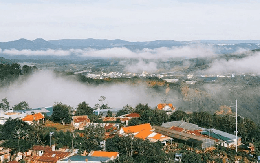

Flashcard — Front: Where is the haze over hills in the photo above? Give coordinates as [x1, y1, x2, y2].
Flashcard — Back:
[0, 38, 260, 53]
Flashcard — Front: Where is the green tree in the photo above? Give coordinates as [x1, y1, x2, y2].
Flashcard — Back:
[116, 104, 135, 117]
[75, 124, 105, 153]
[151, 110, 168, 126]
[135, 103, 150, 115]
[170, 110, 188, 121]
[106, 135, 167, 163]
[75, 101, 93, 116]
[182, 152, 202, 163]
[0, 98, 10, 111]
[51, 102, 72, 124]
[22, 65, 32, 74]
[12, 101, 30, 110]
[128, 118, 141, 126]
[107, 110, 113, 117]
[0, 118, 35, 153]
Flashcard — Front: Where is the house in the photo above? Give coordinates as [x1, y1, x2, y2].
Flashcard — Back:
[157, 103, 176, 115]
[58, 155, 111, 163]
[153, 125, 215, 149]
[27, 145, 71, 163]
[118, 113, 140, 125]
[0, 147, 11, 162]
[22, 112, 45, 125]
[160, 121, 242, 149]
[0, 110, 27, 125]
[119, 123, 172, 144]
[89, 151, 119, 160]
[58, 151, 119, 163]
[72, 115, 90, 130]
[121, 113, 140, 118]
[201, 129, 242, 147]
[162, 121, 203, 131]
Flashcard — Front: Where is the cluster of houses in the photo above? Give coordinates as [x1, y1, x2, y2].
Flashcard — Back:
[0, 102, 252, 162]
[0, 107, 53, 125]
[3, 145, 119, 163]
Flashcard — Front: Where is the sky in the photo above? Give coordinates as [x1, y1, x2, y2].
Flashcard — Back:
[0, 0, 260, 42]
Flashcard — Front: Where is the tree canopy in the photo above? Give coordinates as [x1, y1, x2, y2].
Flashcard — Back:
[51, 102, 72, 124]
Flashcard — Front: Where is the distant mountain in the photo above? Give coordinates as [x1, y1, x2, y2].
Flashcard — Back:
[0, 38, 60, 50]
[0, 38, 260, 54]
[0, 38, 188, 51]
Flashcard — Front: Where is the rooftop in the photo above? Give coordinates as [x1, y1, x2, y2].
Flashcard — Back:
[89, 151, 119, 158]
[122, 123, 152, 134]
[61, 155, 110, 162]
[22, 112, 44, 122]
[162, 121, 203, 131]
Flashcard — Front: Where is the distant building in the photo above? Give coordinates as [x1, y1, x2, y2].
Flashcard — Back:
[163, 79, 179, 83]
[58, 151, 119, 163]
[72, 115, 90, 130]
[157, 103, 176, 115]
[185, 81, 196, 84]
[160, 121, 242, 149]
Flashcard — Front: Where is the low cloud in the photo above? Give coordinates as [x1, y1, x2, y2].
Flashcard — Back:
[1, 48, 70, 56]
[0, 44, 217, 59]
[205, 51, 260, 74]
[124, 59, 157, 73]
[0, 70, 165, 109]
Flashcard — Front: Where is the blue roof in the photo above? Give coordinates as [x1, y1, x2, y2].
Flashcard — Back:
[15, 106, 53, 116]
[62, 155, 110, 162]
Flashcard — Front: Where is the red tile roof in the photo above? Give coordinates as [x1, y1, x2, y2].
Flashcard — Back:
[22, 113, 44, 122]
[32, 145, 51, 151]
[102, 117, 117, 122]
[125, 113, 140, 118]
[73, 115, 90, 123]
[170, 126, 184, 132]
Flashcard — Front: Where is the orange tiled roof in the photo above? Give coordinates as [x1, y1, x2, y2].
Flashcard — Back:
[22, 113, 44, 122]
[125, 113, 140, 118]
[151, 133, 164, 140]
[91, 151, 118, 158]
[135, 129, 153, 140]
[157, 103, 175, 110]
[122, 123, 152, 134]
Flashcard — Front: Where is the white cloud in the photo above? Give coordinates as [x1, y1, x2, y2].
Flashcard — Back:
[2, 49, 70, 56]
[205, 52, 260, 74]
[0, 45, 217, 59]
[0, 70, 163, 108]
[124, 59, 157, 73]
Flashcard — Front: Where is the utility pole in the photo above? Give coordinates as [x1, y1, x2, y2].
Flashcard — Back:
[235, 99, 238, 153]
[50, 132, 54, 147]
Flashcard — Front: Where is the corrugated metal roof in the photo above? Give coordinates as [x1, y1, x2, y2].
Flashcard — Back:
[162, 121, 203, 131]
